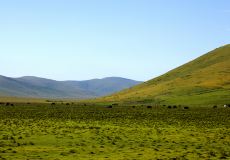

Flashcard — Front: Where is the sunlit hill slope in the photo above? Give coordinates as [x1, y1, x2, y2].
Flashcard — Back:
[100, 44, 230, 105]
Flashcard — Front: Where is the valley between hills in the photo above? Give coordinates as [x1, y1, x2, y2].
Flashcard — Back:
[0, 45, 229, 160]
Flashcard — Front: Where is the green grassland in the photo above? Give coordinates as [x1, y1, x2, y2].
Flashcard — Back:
[99, 44, 230, 105]
[0, 103, 230, 160]
[0, 45, 229, 159]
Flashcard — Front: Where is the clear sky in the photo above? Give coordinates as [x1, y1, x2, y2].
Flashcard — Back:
[0, 0, 229, 81]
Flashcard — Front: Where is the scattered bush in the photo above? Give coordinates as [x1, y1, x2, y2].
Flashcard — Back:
[69, 149, 76, 153]
[107, 105, 113, 109]
[60, 152, 68, 156]
[29, 142, 35, 145]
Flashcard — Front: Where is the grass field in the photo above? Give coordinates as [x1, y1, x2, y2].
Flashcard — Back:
[0, 103, 230, 160]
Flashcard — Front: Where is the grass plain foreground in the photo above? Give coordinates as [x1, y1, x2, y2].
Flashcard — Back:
[0, 103, 230, 160]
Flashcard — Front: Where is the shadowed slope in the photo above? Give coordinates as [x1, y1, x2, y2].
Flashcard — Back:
[0, 76, 141, 99]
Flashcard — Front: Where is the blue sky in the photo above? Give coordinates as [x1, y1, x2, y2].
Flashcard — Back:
[0, 0, 229, 81]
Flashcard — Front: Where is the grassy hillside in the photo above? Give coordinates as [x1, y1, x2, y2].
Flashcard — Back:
[100, 44, 230, 105]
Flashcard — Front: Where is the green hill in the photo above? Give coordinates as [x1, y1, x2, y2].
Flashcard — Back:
[100, 44, 230, 105]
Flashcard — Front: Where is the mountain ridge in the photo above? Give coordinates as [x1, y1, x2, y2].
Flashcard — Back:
[0, 76, 141, 99]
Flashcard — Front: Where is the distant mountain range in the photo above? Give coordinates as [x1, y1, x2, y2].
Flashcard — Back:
[0, 76, 142, 99]
[101, 44, 230, 105]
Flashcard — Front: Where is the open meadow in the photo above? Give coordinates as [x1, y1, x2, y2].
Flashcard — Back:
[0, 103, 230, 160]
[1, 1, 229, 159]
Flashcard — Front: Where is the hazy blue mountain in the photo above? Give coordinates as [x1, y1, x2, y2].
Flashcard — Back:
[0, 75, 141, 99]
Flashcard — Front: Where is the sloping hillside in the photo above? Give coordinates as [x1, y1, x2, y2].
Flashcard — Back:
[0, 76, 141, 99]
[101, 44, 230, 105]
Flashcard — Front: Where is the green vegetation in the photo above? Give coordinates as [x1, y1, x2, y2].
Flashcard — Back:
[1, 45, 229, 159]
[0, 103, 230, 159]
[99, 44, 230, 105]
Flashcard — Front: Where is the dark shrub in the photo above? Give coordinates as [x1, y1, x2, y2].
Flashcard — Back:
[51, 103, 55, 105]
[29, 142, 34, 145]
[10, 104, 14, 106]
[69, 149, 76, 153]
[213, 105, 217, 109]
[173, 105, 177, 109]
[66, 103, 70, 106]
[147, 106, 152, 109]
[107, 105, 113, 109]
[168, 106, 172, 109]
[5, 102, 10, 106]
[132, 106, 136, 108]
[184, 106, 189, 109]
